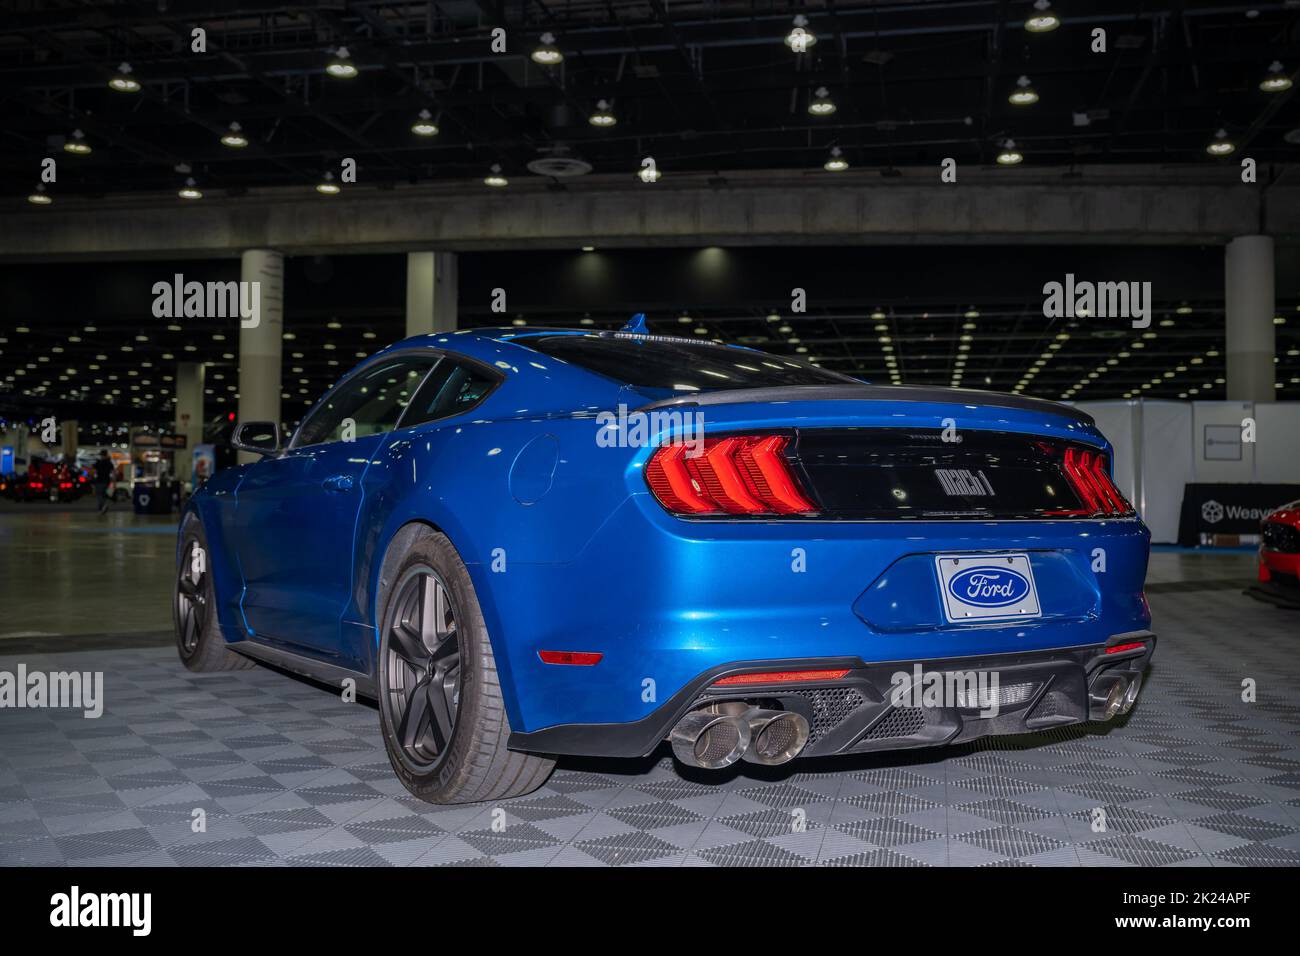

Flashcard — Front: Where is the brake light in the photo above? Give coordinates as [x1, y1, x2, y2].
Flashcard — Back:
[646, 435, 817, 516]
[538, 650, 604, 666]
[1105, 641, 1146, 655]
[1051, 447, 1134, 517]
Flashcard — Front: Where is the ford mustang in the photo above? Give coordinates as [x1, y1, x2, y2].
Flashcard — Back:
[175, 323, 1155, 804]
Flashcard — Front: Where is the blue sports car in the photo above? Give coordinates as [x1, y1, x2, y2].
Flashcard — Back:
[175, 324, 1155, 804]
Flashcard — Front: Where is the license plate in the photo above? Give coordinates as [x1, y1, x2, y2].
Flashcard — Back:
[935, 552, 1042, 623]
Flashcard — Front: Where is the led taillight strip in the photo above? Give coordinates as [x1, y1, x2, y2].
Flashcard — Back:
[1051, 446, 1135, 517]
[645, 434, 818, 516]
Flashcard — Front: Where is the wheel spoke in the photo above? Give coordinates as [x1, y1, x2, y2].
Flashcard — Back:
[397, 676, 435, 753]
[427, 679, 454, 752]
[433, 580, 453, 642]
[388, 621, 428, 667]
[418, 574, 440, 644]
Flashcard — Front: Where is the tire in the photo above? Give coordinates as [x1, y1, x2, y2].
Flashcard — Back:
[174, 518, 256, 672]
[376, 527, 554, 804]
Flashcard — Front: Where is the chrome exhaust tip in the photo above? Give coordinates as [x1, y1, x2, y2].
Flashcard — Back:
[1119, 673, 1142, 715]
[1088, 675, 1128, 721]
[741, 709, 811, 766]
[670, 709, 751, 769]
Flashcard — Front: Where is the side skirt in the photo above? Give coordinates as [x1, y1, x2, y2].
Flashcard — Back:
[227, 640, 377, 699]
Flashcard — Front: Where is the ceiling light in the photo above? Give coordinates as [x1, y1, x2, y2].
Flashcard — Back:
[1260, 62, 1293, 93]
[824, 146, 849, 172]
[63, 129, 91, 155]
[808, 87, 837, 116]
[27, 184, 52, 206]
[1008, 76, 1039, 105]
[996, 139, 1023, 165]
[178, 177, 203, 200]
[484, 164, 508, 187]
[1206, 129, 1235, 156]
[108, 62, 140, 92]
[1024, 0, 1061, 33]
[588, 100, 617, 127]
[326, 47, 358, 78]
[220, 122, 248, 148]
[531, 32, 563, 65]
[411, 109, 439, 136]
[316, 171, 341, 195]
[785, 15, 817, 52]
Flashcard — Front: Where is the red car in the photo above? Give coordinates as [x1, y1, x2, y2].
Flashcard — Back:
[1251, 500, 1300, 607]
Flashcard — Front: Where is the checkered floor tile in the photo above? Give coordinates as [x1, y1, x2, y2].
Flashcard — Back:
[2, 588, 1299, 867]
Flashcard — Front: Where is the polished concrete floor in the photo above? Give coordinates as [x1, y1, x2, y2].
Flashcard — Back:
[1, 504, 1298, 866]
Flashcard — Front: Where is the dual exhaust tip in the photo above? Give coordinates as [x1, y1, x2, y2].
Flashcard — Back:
[670, 702, 811, 769]
[1089, 672, 1143, 722]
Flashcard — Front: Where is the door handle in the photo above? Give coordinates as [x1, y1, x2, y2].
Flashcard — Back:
[322, 474, 354, 493]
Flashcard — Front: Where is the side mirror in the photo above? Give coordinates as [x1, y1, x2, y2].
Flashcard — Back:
[231, 421, 281, 457]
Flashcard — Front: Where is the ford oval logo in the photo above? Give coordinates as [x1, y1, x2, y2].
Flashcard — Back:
[947, 567, 1031, 608]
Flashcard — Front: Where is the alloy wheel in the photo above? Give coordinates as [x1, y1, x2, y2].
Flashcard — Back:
[384, 566, 462, 769]
[175, 540, 207, 656]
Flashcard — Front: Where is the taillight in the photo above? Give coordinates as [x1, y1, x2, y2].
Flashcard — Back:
[646, 434, 817, 516]
[1052, 446, 1134, 517]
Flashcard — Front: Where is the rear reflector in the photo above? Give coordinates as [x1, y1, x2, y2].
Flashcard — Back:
[538, 651, 604, 666]
[713, 668, 850, 686]
[646, 434, 817, 516]
[1105, 641, 1146, 655]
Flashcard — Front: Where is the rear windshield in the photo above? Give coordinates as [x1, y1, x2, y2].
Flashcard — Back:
[519, 333, 857, 392]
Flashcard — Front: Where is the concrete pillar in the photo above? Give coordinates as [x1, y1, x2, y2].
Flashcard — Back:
[405, 251, 458, 336]
[1224, 235, 1276, 403]
[60, 419, 78, 465]
[173, 362, 205, 487]
[237, 249, 284, 463]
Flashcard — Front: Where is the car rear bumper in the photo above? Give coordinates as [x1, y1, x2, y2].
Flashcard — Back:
[508, 630, 1156, 758]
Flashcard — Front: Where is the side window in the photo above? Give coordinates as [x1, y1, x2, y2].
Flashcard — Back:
[401, 360, 499, 429]
[294, 356, 437, 447]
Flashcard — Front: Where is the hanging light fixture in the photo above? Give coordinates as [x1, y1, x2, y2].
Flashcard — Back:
[63, 129, 92, 154]
[484, 164, 509, 187]
[808, 87, 837, 116]
[108, 62, 141, 92]
[316, 171, 341, 195]
[27, 184, 52, 205]
[823, 146, 848, 171]
[531, 32, 563, 65]
[1260, 61, 1293, 93]
[411, 109, 439, 136]
[220, 122, 248, 148]
[1205, 128, 1235, 156]
[588, 100, 617, 127]
[996, 139, 1024, 164]
[1008, 75, 1039, 105]
[326, 47, 358, 78]
[178, 177, 203, 200]
[784, 15, 817, 52]
[1024, 0, 1061, 33]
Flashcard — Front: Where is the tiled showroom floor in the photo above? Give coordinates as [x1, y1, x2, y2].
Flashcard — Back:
[1, 543, 1299, 866]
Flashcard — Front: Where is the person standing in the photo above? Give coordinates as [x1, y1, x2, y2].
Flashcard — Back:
[92, 449, 114, 515]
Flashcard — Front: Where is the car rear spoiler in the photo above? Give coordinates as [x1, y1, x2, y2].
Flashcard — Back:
[636, 384, 1094, 427]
